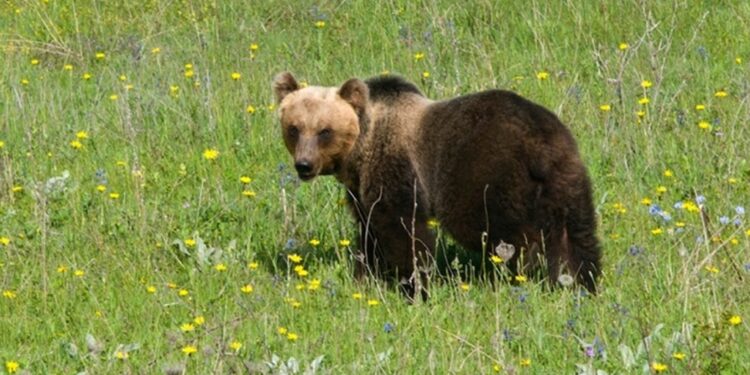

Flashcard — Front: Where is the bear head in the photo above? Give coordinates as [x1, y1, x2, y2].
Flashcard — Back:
[273, 72, 368, 181]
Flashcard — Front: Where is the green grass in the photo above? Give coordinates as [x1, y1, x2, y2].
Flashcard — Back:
[1, 0, 749, 373]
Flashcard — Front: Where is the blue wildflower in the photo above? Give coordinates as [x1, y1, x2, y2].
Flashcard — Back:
[734, 219, 742, 227]
[284, 238, 297, 250]
[695, 195, 706, 204]
[648, 204, 662, 216]
[628, 245, 643, 256]
[736, 206, 746, 216]
[674, 201, 683, 210]
[719, 216, 730, 225]
[383, 322, 394, 333]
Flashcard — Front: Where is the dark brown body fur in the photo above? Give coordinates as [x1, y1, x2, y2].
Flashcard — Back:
[274, 73, 601, 298]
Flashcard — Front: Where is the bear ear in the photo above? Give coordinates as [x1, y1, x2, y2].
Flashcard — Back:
[273, 72, 300, 103]
[338, 78, 369, 116]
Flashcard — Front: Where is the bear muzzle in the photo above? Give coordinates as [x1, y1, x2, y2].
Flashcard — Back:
[294, 159, 316, 181]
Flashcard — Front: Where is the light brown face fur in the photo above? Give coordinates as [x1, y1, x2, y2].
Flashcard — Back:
[273, 72, 367, 180]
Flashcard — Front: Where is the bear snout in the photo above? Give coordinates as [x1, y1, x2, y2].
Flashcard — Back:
[294, 160, 316, 180]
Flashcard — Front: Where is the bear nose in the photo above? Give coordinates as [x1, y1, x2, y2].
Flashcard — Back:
[295, 160, 313, 176]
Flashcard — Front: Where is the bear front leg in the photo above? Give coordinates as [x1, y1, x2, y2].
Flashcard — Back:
[368, 209, 435, 301]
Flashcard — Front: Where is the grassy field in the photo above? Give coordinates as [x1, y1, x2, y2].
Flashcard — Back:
[1, 1, 749, 373]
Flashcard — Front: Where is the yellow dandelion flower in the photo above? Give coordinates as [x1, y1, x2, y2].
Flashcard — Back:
[314, 20, 326, 28]
[70, 140, 83, 149]
[250, 43, 259, 51]
[309, 238, 320, 247]
[729, 315, 742, 325]
[307, 279, 321, 291]
[95, 52, 105, 60]
[184, 69, 194, 78]
[12, 186, 23, 193]
[352, 292, 363, 300]
[460, 283, 471, 291]
[2, 290, 16, 299]
[519, 358, 531, 367]
[641, 80, 652, 88]
[119, 74, 127, 81]
[618, 42, 629, 50]
[599, 104, 611, 112]
[675, 222, 686, 228]
[76, 131, 88, 139]
[246, 105, 256, 114]
[651, 362, 667, 372]
[714, 90, 728, 98]
[0, 140, 4, 149]
[641, 197, 652, 205]
[20, 78, 29, 85]
[729, 237, 739, 246]
[287, 332, 299, 341]
[82, 72, 92, 80]
[338, 239, 351, 246]
[672, 352, 686, 360]
[31, 58, 39, 65]
[229, 340, 242, 351]
[74, 269, 85, 277]
[146, 285, 157, 293]
[178, 289, 189, 296]
[241, 284, 253, 294]
[683, 201, 700, 212]
[655, 186, 667, 194]
[109, 192, 120, 200]
[663, 169, 673, 178]
[515, 275, 527, 283]
[240, 176, 252, 184]
[115, 350, 128, 360]
[151, 47, 161, 54]
[288, 253, 302, 263]
[695, 104, 705, 111]
[180, 323, 195, 332]
[490, 255, 503, 264]
[651, 228, 663, 235]
[493, 364, 502, 372]
[638, 97, 650, 105]
[64, 64, 73, 71]
[427, 218, 440, 229]
[247, 261, 259, 270]
[277, 327, 288, 335]
[231, 72, 241, 80]
[214, 263, 227, 272]
[57, 265, 68, 273]
[414, 52, 425, 61]
[728, 177, 738, 184]
[193, 315, 205, 325]
[109, 94, 118, 101]
[5, 361, 20, 374]
[367, 299, 380, 307]
[181, 345, 198, 355]
[296, 268, 309, 277]
[242, 190, 256, 198]
[536, 71, 549, 80]
[184, 238, 196, 247]
[705, 265, 719, 274]
[96, 185, 106, 192]
[202, 148, 220, 160]
[422, 71, 430, 79]
[0, 237, 10, 246]
[698, 120, 711, 130]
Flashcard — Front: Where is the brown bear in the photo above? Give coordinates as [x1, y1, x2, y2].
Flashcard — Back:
[273, 72, 601, 298]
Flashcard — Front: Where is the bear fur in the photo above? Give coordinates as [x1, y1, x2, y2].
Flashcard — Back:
[273, 72, 601, 297]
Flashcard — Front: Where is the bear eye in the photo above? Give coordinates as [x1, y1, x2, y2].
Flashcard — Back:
[318, 128, 333, 141]
[287, 126, 299, 138]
